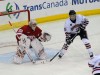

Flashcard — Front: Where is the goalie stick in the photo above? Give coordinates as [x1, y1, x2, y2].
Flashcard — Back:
[8, 21, 36, 63]
[50, 32, 78, 62]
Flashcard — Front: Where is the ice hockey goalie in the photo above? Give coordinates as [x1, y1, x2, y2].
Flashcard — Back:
[13, 19, 51, 64]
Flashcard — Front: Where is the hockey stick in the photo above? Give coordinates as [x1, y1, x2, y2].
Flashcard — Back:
[8, 21, 17, 33]
[50, 33, 78, 62]
[8, 21, 36, 63]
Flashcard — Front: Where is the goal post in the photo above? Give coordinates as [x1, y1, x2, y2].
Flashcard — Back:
[0, 10, 30, 31]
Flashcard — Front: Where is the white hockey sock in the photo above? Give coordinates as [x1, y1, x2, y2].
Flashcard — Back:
[86, 48, 94, 57]
[59, 44, 69, 56]
[59, 49, 67, 55]
[82, 38, 94, 57]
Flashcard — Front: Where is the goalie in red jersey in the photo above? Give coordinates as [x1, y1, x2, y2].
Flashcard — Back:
[13, 19, 51, 64]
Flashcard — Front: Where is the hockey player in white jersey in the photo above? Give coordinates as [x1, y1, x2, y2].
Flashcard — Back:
[13, 20, 51, 64]
[58, 10, 94, 58]
[88, 55, 100, 75]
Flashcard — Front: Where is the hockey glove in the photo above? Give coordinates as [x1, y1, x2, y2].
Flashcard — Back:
[38, 32, 51, 42]
[43, 32, 51, 41]
[80, 24, 86, 30]
[80, 18, 89, 29]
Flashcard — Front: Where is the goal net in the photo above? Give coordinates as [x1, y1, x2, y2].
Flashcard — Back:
[0, 10, 30, 30]
[0, 10, 30, 48]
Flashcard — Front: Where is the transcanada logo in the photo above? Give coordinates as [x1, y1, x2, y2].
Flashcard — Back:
[6, 2, 20, 19]
[23, 0, 68, 11]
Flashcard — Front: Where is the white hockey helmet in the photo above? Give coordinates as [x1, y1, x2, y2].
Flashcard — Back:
[29, 19, 37, 30]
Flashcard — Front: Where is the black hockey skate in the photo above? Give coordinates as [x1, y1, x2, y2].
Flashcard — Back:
[58, 52, 64, 58]
[89, 52, 94, 59]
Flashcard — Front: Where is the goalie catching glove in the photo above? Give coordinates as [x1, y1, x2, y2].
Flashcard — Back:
[38, 32, 51, 42]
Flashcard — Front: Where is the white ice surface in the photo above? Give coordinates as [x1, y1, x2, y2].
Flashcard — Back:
[0, 15, 100, 75]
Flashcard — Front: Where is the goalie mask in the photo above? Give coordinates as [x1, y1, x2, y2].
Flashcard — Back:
[29, 19, 37, 31]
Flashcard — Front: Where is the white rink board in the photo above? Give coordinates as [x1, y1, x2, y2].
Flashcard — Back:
[0, 15, 100, 75]
[0, 0, 99, 19]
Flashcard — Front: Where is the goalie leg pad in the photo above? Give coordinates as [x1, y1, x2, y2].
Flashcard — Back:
[13, 54, 23, 64]
[31, 38, 47, 60]
[38, 49, 47, 60]
[19, 34, 31, 48]
[14, 35, 31, 64]
[13, 46, 26, 64]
